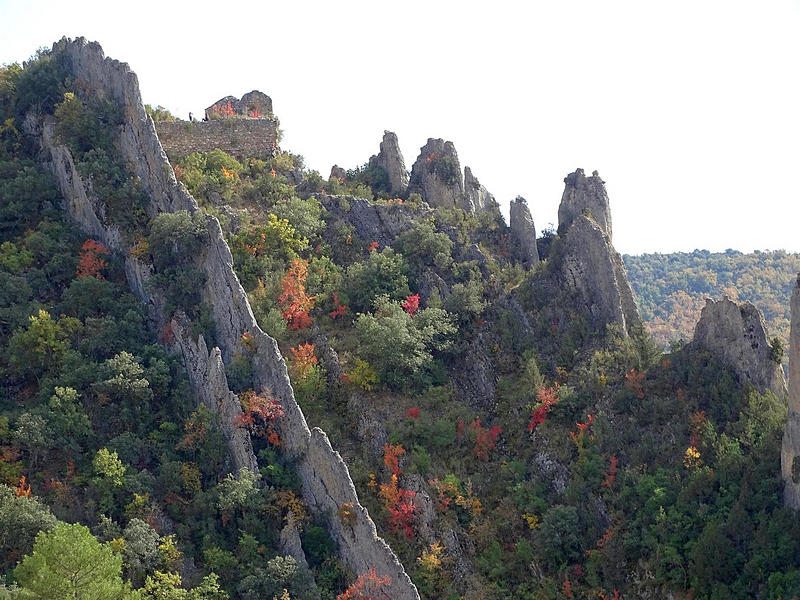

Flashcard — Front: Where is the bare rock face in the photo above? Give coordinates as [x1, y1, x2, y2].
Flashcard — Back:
[408, 138, 500, 217]
[318, 194, 430, 249]
[783, 277, 800, 509]
[558, 214, 640, 334]
[450, 333, 497, 411]
[408, 138, 464, 208]
[329, 165, 347, 181]
[205, 90, 273, 119]
[169, 317, 258, 473]
[692, 297, 787, 398]
[463, 167, 499, 215]
[558, 168, 612, 239]
[368, 131, 408, 196]
[509, 196, 539, 267]
[34, 37, 419, 600]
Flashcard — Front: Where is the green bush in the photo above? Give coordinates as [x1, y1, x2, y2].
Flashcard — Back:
[344, 247, 410, 313]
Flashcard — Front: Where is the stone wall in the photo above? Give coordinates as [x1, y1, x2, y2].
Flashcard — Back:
[155, 118, 279, 159]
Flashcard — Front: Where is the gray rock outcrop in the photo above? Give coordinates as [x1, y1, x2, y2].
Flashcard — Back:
[547, 169, 640, 336]
[509, 196, 539, 267]
[691, 297, 787, 398]
[783, 277, 800, 508]
[558, 214, 640, 335]
[368, 131, 408, 196]
[408, 138, 501, 217]
[33, 37, 419, 600]
[408, 138, 464, 209]
[463, 167, 500, 215]
[558, 168, 612, 239]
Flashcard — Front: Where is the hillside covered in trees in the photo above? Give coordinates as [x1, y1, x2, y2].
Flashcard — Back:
[624, 250, 800, 357]
[1, 38, 800, 600]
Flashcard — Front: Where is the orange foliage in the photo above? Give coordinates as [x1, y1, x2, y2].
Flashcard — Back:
[528, 384, 560, 433]
[625, 369, 645, 399]
[382, 443, 405, 475]
[76, 239, 110, 278]
[337, 568, 392, 600]
[234, 390, 284, 445]
[290, 343, 318, 379]
[469, 418, 501, 460]
[570, 414, 594, 443]
[15, 475, 31, 497]
[563, 579, 573, 598]
[368, 241, 380, 253]
[602, 455, 618, 489]
[278, 259, 316, 330]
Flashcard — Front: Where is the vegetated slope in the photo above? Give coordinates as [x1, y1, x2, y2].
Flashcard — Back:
[2, 39, 800, 600]
[624, 250, 800, 356]
[168, 140, 800, 598]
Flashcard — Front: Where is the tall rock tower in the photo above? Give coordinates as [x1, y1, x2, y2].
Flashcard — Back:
[782, 276, 800, 508]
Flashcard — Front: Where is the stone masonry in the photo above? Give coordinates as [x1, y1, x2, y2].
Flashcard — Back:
[155, 118, 279, 159]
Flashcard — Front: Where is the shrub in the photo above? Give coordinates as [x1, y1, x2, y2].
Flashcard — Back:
[344, 248, 410, 313]
[354, 296, 455, 389]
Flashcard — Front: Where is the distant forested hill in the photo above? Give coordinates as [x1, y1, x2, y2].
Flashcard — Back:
[623, 249, 800, 354]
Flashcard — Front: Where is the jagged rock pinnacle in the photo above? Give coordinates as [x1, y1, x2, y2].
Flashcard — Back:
[509, 196, 539, 267]
[408, 138, 464, 208]
[558, 168, 612, 239]
[368, 131, 408, 196]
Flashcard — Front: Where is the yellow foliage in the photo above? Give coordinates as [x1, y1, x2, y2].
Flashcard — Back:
[417, 542, 444, 572]
[522, 513, 540, 530]
[683, 446, 702, 469]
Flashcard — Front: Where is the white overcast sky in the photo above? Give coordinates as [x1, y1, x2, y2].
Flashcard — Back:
[2, 0, 799, 255]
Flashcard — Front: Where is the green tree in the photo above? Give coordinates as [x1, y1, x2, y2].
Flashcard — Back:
[14, 522, 130, 600]
[344, 248, 410, 313]
[354, 296, 455, 389]
[0, 484, 57, 573]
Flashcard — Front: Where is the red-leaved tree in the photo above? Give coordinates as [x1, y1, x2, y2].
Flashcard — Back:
[337, 569, 392, 600]
[234, 390, 284, 446]
[401, 294, 420, 317]
[76, 239, 110, 278]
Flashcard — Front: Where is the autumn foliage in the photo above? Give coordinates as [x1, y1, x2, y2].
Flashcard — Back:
[329, 291, 347, 319]
[290, 343, 318, 379]
[278, 258, 316, 330]
[382, 443, 405, 475]
[234, 390, 284, 446]
[337, 568, 392, 600]
[602, 455, 618, 489]
[527, 384, 560, 433]
[401, 293, 420, 317]
[625, 368, 645, 399]
[468, 418, 502, 461]
[76, 239, 110, 278]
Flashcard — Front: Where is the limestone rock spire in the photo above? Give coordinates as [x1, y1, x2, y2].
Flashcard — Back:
[408, 138, 465, 208]
[558, 168, 612, 239]
[783, 276, 800, 508]
[368, 131, 408, 196]
[547, 168, 640, 335]
[509, 196, 539, 267]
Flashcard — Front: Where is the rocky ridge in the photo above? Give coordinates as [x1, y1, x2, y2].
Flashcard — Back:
[32, 37, 419, 600]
